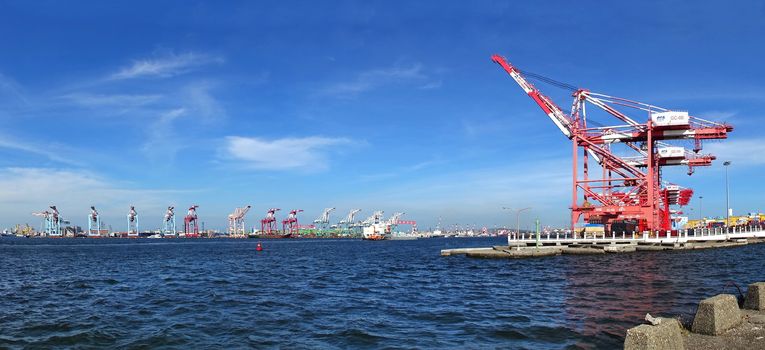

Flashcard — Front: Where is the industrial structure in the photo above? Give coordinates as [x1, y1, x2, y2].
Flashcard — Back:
[339, 209, 362, 234]
[314, 207, 336, 230]
[127, 206, 138, 237]
[18, 204, 421, 239]
[260, 208, 281, 234]
[492, 54, 733, 234]
[227, 205, 251, 236]
[282, 209, 303, 235]
[162, 206, 176, 237]
[32, 206, 61, 237]
[184, 205, 200, 237]
[88, 206, 101, 237]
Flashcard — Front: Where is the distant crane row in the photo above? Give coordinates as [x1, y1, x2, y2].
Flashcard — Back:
[29, 205, 416, 238]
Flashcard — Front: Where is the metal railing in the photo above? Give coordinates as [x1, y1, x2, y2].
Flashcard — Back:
[507, 224, 765, 242]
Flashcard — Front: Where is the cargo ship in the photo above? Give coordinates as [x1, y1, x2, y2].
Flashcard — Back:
[362, 224, 388, 241]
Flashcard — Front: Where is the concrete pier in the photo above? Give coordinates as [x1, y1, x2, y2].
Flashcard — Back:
[441, 228, 765, 259]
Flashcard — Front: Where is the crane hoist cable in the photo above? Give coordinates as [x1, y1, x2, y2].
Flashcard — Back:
[517, 69, 578, 92]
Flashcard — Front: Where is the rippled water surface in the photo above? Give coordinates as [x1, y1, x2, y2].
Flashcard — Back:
[1, 237, 763, 349]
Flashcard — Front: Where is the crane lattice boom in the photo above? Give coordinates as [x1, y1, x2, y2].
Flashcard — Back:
[492, 54, 733, 232]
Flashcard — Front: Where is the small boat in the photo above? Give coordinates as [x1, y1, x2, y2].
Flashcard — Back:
[362, 234, 386, 241]
[147, 234, 162, 239]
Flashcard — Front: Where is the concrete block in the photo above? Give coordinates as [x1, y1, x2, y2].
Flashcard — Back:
[624, 318, 685, 350]
[744, 282, 765, 311]
[691, 294, 742, 335]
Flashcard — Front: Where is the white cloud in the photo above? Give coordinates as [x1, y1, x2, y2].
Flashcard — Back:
[419, 80, 443, 90]
[0, 73, 28, 105]
[142, 108, 187, 160]
[0, 134, 83, 166]
[0, 167, 185, 228]
[182, 81, 225, 122]
[319, 63, 436, 98]
[60, 93, 162, 107]
[704, 138, 765, 166]
[110, 52, 223, 80]
[223, 136, 353, 171]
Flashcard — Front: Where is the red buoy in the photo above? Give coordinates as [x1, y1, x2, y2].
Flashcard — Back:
[256, 242, 263, 251]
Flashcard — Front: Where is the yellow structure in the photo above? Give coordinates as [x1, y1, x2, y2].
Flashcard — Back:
[685, 213, 764, 229]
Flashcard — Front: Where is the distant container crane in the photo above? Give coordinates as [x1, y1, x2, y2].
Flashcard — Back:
[228, 205, 251, 236]
[282, 209, 304, 235]
[88, 206, 101, 238]
[127, 206, 138, 237]
[162, 206, 176, 237]
[32, 205, 61, 237]
[184, 205, 200, 237]
[340, 209, 361, 226]
[314, 207, 336, 230]
[261, 208, 281, 234]
[492, 54, 732, 233]
[339, 209, 362, 234]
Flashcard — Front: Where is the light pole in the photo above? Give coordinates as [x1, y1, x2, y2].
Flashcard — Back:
[724, 161, 731, 231]
[502, 206, 531, 241]
[698, 196, 703, 221]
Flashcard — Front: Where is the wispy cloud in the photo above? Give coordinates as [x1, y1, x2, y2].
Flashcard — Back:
[419, 80, 443, 90]
[359, 159, 446, 182]
[142, 108, 188, 161]
[319, 63, 437, 98]
[0, 73, 28, 105]
[182, 81, 225, 122]
[0, 134, 83, 166]
[223, 136, 353, 171]
[704, 138, 765, 166]
[60, 93, 162, 107]
[110, 52, 224, 80]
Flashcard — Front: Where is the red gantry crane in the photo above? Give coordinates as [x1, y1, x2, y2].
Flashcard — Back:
[184, 205, 200, 237]
[261, 208, 281, 234]
[492, 54, 732, 234]
[282, 209, 304, 235]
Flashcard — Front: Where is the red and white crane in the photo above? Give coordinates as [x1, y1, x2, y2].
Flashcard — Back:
[282, 209, 304, 235]
[228, 205, 251, 236]
[184, 205, 200, 237]
[492, 54, 732, 233]
[261, 208, 281, 234]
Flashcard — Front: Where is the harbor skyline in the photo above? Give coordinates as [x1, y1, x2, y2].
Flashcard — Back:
[1, 1, 764, 230]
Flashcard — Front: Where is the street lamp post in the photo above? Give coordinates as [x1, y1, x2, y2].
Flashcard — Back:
[699, 196, 703, 221]
[724, 161, 731, 231]
[502, 206, 531, 242]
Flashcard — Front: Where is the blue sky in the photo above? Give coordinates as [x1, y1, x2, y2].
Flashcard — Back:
[1, 1, 764, 231]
